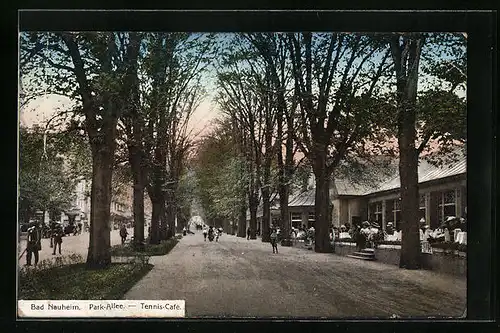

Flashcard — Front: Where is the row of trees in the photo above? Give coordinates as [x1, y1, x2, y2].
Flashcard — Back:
[20, 32, 216, 268]
[20, 31, 465, 270]
[194, 32, 466, 269]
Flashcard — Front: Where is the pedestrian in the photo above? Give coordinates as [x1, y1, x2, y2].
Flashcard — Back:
[215, 228, 220, 242]
[26, 222, 41, 266]
[49, 220, 57, 248]
[247, 227, 251, 240]
[208, 226, 215, 242]
[270, 228, 279, 254]
[52, 224, 63, 255]
[119, 224, 128, 245]
[203, 226, 208, 241]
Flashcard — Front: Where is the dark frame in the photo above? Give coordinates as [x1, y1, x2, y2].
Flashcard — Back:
[9, 8, 496, 333]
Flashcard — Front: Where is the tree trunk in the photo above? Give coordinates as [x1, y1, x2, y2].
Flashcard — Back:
[390, 35, 425, 269]
[248, 193, 258, 239]
[132, 182, 145, 250]
[129, 149, 145, 250]
[313, 149, 332, 253]
[398, 140, 421, 269]
[261, 186, 271, 242]
[165, 194, 176, 239]
[237, 200, 247, 238]
[86, 145, 113, 268]
[279, 181, 290, 238]
[148, 189, 163, 245]
[149, 198, 161, 245]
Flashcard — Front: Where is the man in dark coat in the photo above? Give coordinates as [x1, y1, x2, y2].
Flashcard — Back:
[26, 222, 42, 266]
[52, 224, 63, 255]
[120, 224, 128, 245]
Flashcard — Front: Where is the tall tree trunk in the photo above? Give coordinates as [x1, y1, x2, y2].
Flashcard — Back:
[165, 191, 176, 239]
[248, 193, 258, 239]
[86, 144, 114, 268]
[312, 148, 332, 253]
[282, 113, 294, 242]
[398, 137, 420, 269]
[148, 188, 164, 245]
[149, 197, 160, 245]
[129, 149, 145, 250]
[132, 182, 145, 249]
[390, 35, 425, 269]
[237, 199, 247, 238]
[261, 186, 271, 242]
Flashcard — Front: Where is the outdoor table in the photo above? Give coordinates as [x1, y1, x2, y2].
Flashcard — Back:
[455, 232, 467, 245]
[339, 232, 350, 239]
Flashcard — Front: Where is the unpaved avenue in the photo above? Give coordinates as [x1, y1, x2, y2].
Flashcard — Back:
[124, 231, 466, 318]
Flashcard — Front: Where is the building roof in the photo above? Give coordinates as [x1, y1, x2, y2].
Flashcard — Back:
[334, 178, 378, 196]
[288, 189, 316, 207]
[288, 189, 334, 207]
[368, 156, 466, 194]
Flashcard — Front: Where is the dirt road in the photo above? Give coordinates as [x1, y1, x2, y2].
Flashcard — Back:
[124, 231, 466, 318]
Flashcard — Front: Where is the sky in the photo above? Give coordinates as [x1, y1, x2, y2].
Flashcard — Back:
[20, 93, 221, 137]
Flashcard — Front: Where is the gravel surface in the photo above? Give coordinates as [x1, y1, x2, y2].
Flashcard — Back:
[124, 231, 466, 318]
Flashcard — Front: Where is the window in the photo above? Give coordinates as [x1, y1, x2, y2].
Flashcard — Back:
[419, 194, 426, 221]
[308, 212, 315, 229]
[369, 202, 383, 225]
[439, 190, 457, 224]
[290, 213, 301, 228]
[385, 200, 394, 223]
[393, 199, 402, 230]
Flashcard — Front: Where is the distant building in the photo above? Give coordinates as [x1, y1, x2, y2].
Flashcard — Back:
[61, 179, 135, 229]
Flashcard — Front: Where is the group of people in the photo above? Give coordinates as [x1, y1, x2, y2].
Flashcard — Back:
[22, 221, 65, 266]
[202, 226, 223, 242]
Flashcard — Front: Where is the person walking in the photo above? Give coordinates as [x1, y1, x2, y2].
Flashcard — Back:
[203, 227, 208, 241]
[52, 224, 63, 255]
[119, 224, 128, 245]
[270, 228, 279, 254]
[247, 227, 251, 240]
[26, 222, 42, 266]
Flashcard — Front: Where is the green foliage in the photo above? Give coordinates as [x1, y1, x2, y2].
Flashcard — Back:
[18, 254, 153, 300]
[18, 126, 78, 223]
[194, 120, 247, 223]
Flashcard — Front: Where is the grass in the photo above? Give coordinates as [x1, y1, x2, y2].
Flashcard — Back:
[109, 236, 180, 257]
[18, 254, 153, 300]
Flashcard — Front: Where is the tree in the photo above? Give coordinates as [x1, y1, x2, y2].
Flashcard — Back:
[18, 126, 77, 225]
[385, 33, 466, 269]
[245, 33, 298, 243]
[21, 32, 143, 268]
[137, 33, 212, 244]
[193, 119, 247, 233]
[287, 33, 391, 252]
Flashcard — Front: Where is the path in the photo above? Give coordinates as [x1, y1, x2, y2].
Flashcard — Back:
[124, 231, 466, 318]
